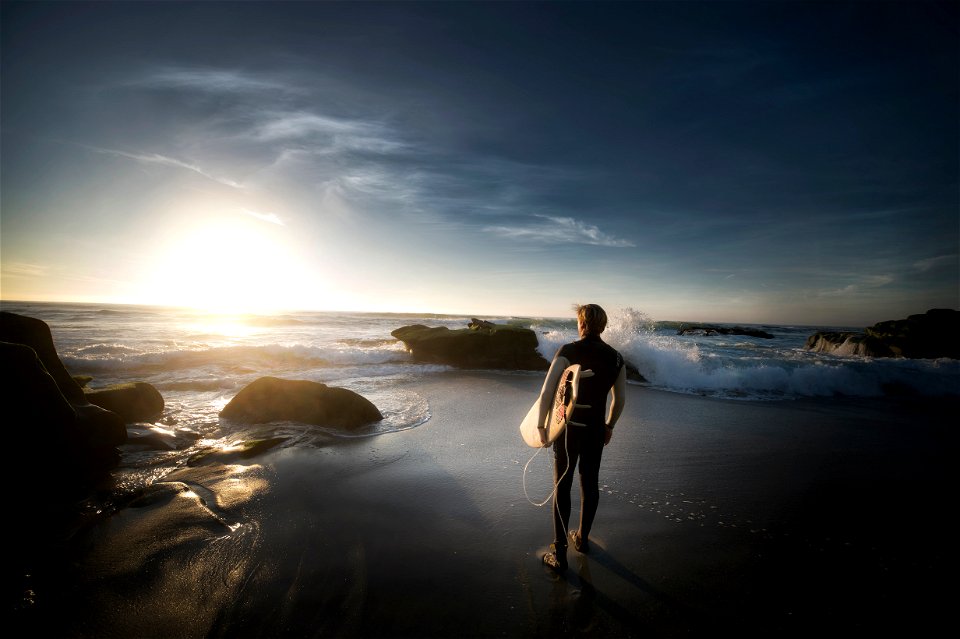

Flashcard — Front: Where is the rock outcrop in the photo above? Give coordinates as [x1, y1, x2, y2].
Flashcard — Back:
[220, 376, 383, 429]
[392, 322, 550, 370]
[85, 382, 165, 423]
[865, 309, 960, 359]
[805, 309, 960, 359]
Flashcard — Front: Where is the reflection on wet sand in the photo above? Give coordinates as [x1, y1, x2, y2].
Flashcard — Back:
[65, 462, 266, 638]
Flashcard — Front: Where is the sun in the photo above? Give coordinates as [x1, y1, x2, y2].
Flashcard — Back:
[145, 213, 309, 314]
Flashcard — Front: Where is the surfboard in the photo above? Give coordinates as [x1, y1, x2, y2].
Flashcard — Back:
[520, 364, 584, 448]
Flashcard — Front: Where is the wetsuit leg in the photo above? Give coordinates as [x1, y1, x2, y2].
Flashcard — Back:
[577, 427, 605, 539]
[552, 428, 581, 550]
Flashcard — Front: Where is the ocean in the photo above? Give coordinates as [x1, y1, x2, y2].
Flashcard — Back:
[3, 300, 957, 490]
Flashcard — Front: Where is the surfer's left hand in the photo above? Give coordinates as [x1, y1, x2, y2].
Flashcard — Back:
[539, 428, 550, 447]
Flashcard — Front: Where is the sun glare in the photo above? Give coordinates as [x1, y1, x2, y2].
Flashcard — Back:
[146, 212, 310, 314]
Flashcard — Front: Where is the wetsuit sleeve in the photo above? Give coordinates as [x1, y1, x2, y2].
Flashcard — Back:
[607, 365, 627, 429]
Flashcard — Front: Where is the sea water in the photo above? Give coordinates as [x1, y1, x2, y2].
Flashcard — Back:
[3, 301, 957, 473]
[6, 301, 958, 405]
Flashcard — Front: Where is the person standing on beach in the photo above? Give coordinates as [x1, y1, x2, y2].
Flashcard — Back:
[539, 303, 626, 571]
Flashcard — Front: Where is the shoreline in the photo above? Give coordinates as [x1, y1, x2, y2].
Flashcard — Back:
[18, 372, 954, 637]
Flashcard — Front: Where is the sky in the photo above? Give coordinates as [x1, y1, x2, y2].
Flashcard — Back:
[1, 0, 957, 326]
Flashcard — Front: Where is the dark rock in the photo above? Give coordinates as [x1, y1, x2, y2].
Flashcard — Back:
[1, 340, 123, 509]
[677, 325, 775, 339]
[865, 309, 960, 359]
[0, 312, 128, 456]
[392, 323, 549, 370]
[85, 382, 164, 423]
[1, 311, 87, 403]
[804, 309, 960, 359]
[2, 341, 76, 443]
[220, 376, 383, 428]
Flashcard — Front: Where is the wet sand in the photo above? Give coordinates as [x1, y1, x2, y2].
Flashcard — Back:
[21, 372, 954, 637]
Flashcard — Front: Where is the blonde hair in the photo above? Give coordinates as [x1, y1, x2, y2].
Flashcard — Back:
[574, 303, 608, 335]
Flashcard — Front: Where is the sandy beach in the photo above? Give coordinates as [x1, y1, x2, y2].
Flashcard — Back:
[17, 371, 954, 638]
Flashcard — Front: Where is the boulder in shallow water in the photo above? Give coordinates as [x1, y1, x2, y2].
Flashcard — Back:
[220, 376, 383, 429]
[392, 323, 549, 370]
[85, 382, 165, 423]
[804, 332, 895, 357]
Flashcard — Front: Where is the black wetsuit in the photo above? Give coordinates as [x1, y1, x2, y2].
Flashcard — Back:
[552, 334, 624, 552]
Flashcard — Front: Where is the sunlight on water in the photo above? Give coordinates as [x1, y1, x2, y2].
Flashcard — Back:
[182, 315, 261, 339]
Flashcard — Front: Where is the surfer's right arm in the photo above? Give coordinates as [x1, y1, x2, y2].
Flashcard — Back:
[536, 355, 569, 445]
[604, 365, 627, 446]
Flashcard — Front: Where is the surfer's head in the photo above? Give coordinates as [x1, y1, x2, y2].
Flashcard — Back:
[574, 303, 607, 337]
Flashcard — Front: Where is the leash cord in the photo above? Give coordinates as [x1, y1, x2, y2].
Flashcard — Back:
[521, 425, 572, 541]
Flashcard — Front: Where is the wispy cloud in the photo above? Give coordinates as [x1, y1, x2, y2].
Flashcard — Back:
[483, 215, 634, 247]
[250, 111, 407, 155]
[90, 146, 243, 188]
[242, 208, 284, 225]
[913, 254, 957, 272]
[113, 66, 597, 236]
[131, 67, 299, 96]
[1, 262, 47, 278]
[818, 274, 894, 297]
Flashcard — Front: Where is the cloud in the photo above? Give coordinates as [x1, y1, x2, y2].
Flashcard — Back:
[817, 274, 894, 297]
[250, 111, 407, 155]
[132, 67, 405, 155]
[483, 215, 634, 248]
[90, 146, 243, 188]
[131, 67, 299, 96]
[913, 254, 957, 273]
[110, 66, 612, 239]
[242, 208, 284, 225]
[1, 262, 47, 278]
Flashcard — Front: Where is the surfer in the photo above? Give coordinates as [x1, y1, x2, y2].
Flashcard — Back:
[539, 303, 626, 572]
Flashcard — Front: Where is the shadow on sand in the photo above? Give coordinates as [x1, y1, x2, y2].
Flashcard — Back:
[538, 541, 710, 637]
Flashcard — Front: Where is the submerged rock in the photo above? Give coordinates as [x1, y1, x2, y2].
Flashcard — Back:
[187, 436, 289, 466]
[85, 382, 164, 423]
[677, 325, 775, 339]
[392, 322, 549, 370]
[805, 309, 960, 359]
[220, 376, 383, 428]
[468, 318, 496, 330]
[123, 424, 196, 452]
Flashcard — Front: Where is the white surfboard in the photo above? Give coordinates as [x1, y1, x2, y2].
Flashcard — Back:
[520, 364, 584, 448]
